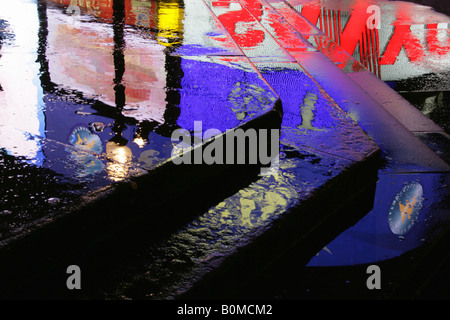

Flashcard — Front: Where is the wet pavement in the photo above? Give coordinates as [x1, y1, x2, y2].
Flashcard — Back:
[0, 0, 449, 300]
[292, 0, 450, 173]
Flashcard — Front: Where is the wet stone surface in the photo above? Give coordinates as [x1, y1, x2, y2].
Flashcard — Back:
[95, 143, 364, 299]
[0, 148, 85, 244]
[1, 0, 448, 300]
[0, 0, 279, 246]
[254, 62, 379, 162]
[288, 0, 450, 135]
[0, 0, 383, 300]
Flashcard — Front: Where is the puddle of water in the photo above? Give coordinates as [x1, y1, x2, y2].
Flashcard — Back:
[0, 0, 278, 172]
[307, 172, 450, 267]
[0, 0, 279, 243]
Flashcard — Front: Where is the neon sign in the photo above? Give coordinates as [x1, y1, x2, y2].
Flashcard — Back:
[296, 0, 450, 79]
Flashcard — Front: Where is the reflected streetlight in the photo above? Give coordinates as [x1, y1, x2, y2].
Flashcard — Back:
[106, 135, 132, 182]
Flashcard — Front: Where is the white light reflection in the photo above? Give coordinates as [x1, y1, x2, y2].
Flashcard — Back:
[0, 0, 45, 165]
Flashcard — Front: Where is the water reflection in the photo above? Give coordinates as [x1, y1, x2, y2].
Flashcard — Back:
[0, 0, 277, 186]
[47, 1, 168, 124]
[106, 140, 133, 182]
[290, 0, 450, 81]
[308, 173, 450, 267]
[67, 126, 105, 178]
[0, 0, 281, 247]
[0, 1, 46, 165]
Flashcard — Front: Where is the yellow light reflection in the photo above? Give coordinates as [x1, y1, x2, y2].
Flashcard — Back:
[215, 165, 299, 229]
[106, 141, 133, 181]
[157, 2, 184, 47]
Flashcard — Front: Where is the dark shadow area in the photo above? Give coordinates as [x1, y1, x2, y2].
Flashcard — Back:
[230, 181, 379, 300]
[399, 90, 450, 134]
[0, 106, 282, 299]
[414, 132, 450, 165]
[178, 150, 380, 300]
